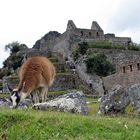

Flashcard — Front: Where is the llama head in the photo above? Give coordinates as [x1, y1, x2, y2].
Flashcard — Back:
[8, 86, 21, 108]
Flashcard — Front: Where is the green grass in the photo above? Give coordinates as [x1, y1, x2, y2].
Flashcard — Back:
[49, 57, 59, 63]
[80, 41, 140, 51]
[0, 97, 140, 140]
[56, 72, 71, 76]
[48, 90, 67, 95]
[0, 108, 140, 140]
[0, 93, 10, 98]
[89, 41, 113, 49]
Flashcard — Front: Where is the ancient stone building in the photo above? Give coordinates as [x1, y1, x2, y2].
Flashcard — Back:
[66, 20, 131, 44]
[101, 49, 140, 91]
[66, 20, 104, 40]
[51, 20, 131, 60]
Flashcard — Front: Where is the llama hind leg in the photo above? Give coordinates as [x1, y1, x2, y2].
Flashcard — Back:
[41, 87, 48, 103]
[31, 90, 40, 104]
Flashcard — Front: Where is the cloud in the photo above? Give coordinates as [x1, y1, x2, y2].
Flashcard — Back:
[0, 45, 9, 68]
[108, 0, 140, 31]
[107, 0, 140, 43]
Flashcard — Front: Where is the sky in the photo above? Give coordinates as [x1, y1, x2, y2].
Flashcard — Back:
[0, 0, 140, 67]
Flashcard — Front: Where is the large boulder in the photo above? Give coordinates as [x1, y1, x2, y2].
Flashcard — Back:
[127, 84, 140, 113]
[99, 85, 130, 114]
[33, 90, 88, 115]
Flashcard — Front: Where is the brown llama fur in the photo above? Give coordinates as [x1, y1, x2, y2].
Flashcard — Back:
[16, 56, 55, 103]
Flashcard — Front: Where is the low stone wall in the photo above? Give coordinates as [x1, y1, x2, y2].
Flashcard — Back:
[54, 63, 66, 73]
[49, 74, 78, 91]
[87, 48, 140, 66]
[103, 70, 140, 91]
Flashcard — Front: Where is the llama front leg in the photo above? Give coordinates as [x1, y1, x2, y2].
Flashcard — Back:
[20, 92, 28, 102]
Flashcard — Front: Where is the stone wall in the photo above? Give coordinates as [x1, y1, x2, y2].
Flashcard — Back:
[54, 63, 66, 73]
[49, 74, 78, 91]
[25, 48, 51, 58]
[105, 34, 131, 46]
[103, 70, 140, 91]
[2, 74, 79, 93]
[85, 48, 140, 91]
[69, 28, 104, 40]
[87, 48, 140, 73]
[76, 48, 140, 94]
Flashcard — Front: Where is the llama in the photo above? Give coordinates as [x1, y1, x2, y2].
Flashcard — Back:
[8, 56, 55, 108]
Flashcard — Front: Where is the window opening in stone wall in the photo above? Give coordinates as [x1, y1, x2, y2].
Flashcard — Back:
[81, 31, 83, 36]
[137, 63, 140, 70]
[130, 65, 132, 72]
[123, 66, 126, 73]
[97, 32, 99, 37]
[89, 32, 91, 37]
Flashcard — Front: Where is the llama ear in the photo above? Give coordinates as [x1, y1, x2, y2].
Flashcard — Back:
[7, 84, 13, 93]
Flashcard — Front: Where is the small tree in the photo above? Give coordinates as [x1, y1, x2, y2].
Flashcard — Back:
[85, 53, 115, 77]
[5, 42, 28, 54]
[2, 41, 28, 76]
[3, 54, 24, 71]
[78, 42, 88, 55]
[0, 68, 11, 79]
[73, 42, 89, 61]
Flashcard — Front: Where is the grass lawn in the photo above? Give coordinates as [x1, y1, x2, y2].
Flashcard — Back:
[0, 101, 140, 140]
[0, 94, 139, 140]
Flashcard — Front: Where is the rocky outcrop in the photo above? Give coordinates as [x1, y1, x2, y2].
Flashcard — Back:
[99, 85, 130, 114]
[25, 48, 51, 58]
[0, 97, 32, 109]
[33, 90, 88, 115]
[127, 84, 140, 113]
[33, 31, 61, 50]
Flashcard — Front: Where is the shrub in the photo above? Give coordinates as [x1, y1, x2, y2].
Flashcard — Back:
[72, 42, 88, 61]
[85, 53, 115, 77]
[0, 68, 11, 78]
[2, 42, 28, 75]
[3, 54, 24, 71]
[5, 42, 28, 54]
[72, 49, 79, 61]
[128, 44, 140, 51]
[78, 42, 88, 55]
